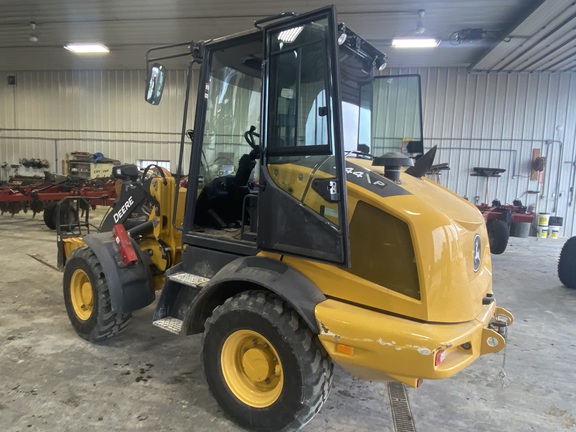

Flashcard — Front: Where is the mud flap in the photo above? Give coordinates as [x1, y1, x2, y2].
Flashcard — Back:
[83, 231, 154, 313]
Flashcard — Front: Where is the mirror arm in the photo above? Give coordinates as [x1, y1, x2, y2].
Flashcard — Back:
[145, 41, 193, 69]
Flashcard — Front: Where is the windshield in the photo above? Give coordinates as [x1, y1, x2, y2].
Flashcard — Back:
[339, 49, 423, 157]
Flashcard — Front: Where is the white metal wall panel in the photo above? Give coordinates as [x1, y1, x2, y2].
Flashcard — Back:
[0, 69, 194, 179]
[1, 67, 576, 236]
[392, 67, 576, 237]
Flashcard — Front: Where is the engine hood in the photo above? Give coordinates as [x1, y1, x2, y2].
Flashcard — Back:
[284, 157, 493, 324]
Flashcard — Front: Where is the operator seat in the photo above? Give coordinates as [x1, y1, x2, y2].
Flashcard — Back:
[194, 152, 256, 229]
[233, 154, 256, 187]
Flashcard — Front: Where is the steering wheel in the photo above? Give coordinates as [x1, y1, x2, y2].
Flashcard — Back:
[186, 129, 194, 142]
[142, 164, 170, 185]
[244, 126, 261, 157]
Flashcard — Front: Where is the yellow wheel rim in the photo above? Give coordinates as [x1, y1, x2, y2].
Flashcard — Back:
[221, 330, 284, 408]
[70, 268, 93, 321]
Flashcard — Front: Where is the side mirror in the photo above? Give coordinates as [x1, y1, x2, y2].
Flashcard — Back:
[145, 63, 166, 105]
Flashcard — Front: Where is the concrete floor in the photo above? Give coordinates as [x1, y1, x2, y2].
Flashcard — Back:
[1, 212, 575, 432]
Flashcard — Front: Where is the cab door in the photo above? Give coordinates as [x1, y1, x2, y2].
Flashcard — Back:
[258, 6, 350, 266]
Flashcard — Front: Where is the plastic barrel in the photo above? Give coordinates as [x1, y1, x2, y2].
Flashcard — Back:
[511, 222, 531, 238]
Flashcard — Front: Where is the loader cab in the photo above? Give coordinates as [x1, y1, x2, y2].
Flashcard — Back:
[145, 6, 407, 277]
[145, 8, 352, 276]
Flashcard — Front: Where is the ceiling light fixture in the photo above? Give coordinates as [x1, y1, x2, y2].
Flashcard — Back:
[392, 38, 440, 48]
[64, 43, 110, 54]
[391, 9, 440, 49]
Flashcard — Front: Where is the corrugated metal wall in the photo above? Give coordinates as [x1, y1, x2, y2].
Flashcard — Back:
[0, 69, 195, 178]
[410, 68, 576, 238]
[1, 67, 576, 236]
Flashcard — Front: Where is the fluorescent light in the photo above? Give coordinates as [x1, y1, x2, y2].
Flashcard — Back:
[278, 26, 303, 43]
[64, 43, 110, 54]
[392, 38, 439, 48]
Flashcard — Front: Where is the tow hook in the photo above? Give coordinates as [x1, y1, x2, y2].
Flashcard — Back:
[489, 315, 510, 340]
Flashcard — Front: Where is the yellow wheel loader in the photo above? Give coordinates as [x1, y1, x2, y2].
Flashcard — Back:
[61, 6, 513, 431]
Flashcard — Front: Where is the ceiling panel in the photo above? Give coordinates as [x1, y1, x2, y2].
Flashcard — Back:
[0, 0, 554, 71]
[472, 0, 576, 72]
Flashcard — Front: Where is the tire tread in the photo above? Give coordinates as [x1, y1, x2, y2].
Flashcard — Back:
[65, 247, 131, 341]
[203, 290, 333, 432]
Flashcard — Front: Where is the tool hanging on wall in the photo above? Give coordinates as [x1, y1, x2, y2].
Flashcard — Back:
[471, 167, 506, 205]
[531, 148, 545, 184]
[427, 162, 450, 184]
[18, 158, 50, 170]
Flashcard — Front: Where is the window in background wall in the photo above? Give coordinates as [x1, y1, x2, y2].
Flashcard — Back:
[136, 159, 171, 172]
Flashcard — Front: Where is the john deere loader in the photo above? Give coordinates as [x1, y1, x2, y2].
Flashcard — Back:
[61, 6, 513, 431]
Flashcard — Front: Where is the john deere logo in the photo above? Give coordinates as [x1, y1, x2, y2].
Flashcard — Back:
[473, 235, 481, 272]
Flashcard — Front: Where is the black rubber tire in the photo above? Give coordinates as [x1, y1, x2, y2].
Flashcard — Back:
[63, 246, 132, 341]
[202, 290, 333, 432]
[558, 237, 576, 288]
[487, 219, 509, 255]
[44, 202, 78, 231]
[43, 202, 57, 229]
[55, 203, 79, 231]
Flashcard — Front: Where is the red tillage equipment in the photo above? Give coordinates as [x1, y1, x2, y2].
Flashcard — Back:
[0, 173, 117, 229]
[471, 167, 535, 254]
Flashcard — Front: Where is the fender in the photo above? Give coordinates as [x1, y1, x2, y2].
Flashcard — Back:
[83, 231, 155, 313]
[182, 256, 326, 335]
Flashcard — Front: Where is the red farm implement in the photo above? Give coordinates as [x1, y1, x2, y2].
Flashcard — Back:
[0, 173, 117, 229]
[471, 167, 534, 255]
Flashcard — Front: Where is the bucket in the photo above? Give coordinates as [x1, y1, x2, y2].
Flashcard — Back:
[550, 225, 560, 239]
[538, 213, 550, 226]
[511, 222, 530, 238]
[549, 216, 563, 227]
[537, 225, 548, 238]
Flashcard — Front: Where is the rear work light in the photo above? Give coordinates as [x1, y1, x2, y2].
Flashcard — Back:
[434, 349, 446, 366]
